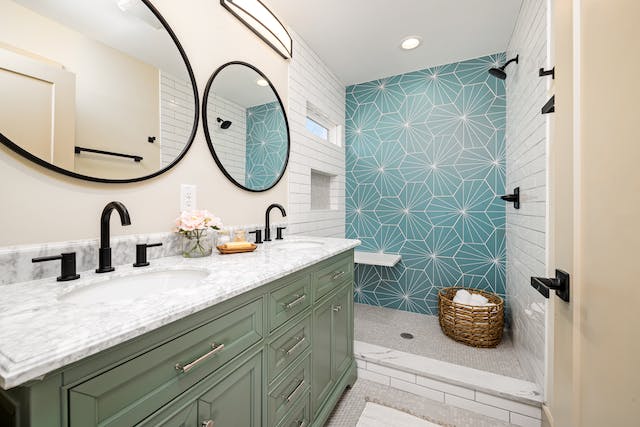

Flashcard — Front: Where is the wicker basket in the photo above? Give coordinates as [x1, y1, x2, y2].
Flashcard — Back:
[438, 287, 504, 348]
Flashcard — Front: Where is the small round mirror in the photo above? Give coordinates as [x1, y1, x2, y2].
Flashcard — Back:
[203, 62, 289, 192]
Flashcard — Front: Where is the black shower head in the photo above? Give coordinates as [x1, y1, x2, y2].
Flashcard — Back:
[488, 67, 508, 80]
[488, 55, 519, 80]
[217, 117, 232, 129]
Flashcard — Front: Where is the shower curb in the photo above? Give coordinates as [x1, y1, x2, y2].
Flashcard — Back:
[354, 340, 543, 427]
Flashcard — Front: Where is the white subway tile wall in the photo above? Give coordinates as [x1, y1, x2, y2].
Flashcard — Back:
[505, 0, 548, 390]
[287, 32, 346, 237]
[159, 72, 195, 168]
[208, 95, 247, 184]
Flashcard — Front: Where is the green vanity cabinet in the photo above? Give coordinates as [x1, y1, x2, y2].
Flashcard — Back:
[0, 249, 356, 427]
[311, 284, 353, 418]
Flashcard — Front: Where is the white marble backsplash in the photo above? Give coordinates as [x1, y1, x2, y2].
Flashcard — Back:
[0, 222, 286, 286]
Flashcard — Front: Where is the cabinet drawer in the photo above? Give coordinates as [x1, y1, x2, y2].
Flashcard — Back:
[268, 355, 311, 426]
[69, 299, 263, 427]
[138, 351, 262, 427]
[315, 255, 353, 301]
[267, 314, 311, 384]
[269, 274, 311, 332]
[276, 392, 311, 427]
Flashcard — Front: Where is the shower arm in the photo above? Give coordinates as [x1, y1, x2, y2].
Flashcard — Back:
[500, 55, 519, 70]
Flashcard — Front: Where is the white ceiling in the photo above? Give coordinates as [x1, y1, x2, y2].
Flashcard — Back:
[13, 0, 189, 79]
[213, 64, 278, 108]
[266, 0, 522, 85]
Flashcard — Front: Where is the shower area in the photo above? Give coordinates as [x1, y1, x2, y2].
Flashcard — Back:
[344, 1, 549, 424]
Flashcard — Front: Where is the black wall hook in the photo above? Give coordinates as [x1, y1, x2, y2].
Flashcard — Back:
[500, 187, 520, 209]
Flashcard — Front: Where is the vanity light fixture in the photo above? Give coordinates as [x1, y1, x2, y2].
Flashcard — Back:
[220, 0, 293, 59]
[400, 36, 422, 50]
[256, 77, 269, 87]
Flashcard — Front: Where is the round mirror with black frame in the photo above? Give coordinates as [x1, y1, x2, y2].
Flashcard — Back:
[0, 0, 198, 183]
[202, 61, 290, 192]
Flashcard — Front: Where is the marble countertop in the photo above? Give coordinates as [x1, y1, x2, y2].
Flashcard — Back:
[0, 236, 360, 389]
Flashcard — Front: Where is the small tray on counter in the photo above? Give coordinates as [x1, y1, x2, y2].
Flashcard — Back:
[216, 243, 257, 255]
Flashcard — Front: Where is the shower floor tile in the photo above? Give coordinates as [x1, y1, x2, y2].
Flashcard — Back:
[354, 303, 534, 382]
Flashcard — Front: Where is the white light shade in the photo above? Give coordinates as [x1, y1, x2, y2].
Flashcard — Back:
[221, 0, 293, 59]
[400, 37, 421, 50]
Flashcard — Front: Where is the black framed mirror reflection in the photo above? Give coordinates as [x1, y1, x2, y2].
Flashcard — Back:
[202, 61, 290, 192]
[0, 0, 199, 183]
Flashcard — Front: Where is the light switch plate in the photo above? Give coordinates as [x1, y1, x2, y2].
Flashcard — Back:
[180, 184, 197, 211]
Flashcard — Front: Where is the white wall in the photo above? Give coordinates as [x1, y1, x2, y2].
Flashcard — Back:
[0, 0, 288, 246]
[287, 32, 346, 237]
[505, 0, 548, 389]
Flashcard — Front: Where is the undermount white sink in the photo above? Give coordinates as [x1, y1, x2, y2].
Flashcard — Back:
[272, 240, 325, 250]
[60, 268, 210, 304]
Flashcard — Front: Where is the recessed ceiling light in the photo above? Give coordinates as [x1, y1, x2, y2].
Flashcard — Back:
[256, 78, 269, 87]
[401, 36, 421, 50]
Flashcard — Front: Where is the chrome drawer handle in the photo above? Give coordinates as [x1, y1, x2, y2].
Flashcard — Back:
[285, 379, 305, 402]
[331, 271, 346, 281]
[282, 336, 306, 355]
[332, 304, 342, 312]
[202, 421, 214, 427]
[284, 294, 306, 309]
[175, 343, 224, 373]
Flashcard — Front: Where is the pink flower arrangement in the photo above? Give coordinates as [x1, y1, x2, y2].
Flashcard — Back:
[175, 210, 223, 234]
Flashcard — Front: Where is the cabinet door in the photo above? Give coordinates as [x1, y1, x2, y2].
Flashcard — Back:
[138, 400, 198, 427]
[311, 296, 334, 414]
[332, 286, 353, 380]
[197, 352, 262, 427]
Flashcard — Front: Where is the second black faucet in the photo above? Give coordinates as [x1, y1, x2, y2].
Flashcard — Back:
[264, 203, 286, 242]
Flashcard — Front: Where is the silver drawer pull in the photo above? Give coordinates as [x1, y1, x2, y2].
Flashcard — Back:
[202, 421, 214, 427]
[285, 379, 305, 402]
[175, 343, 224, 373]
[284, 294, 306, 309]
[331, 271, 346, 281]
[332, 304, 342, 312]
[282, 336, 306, 355]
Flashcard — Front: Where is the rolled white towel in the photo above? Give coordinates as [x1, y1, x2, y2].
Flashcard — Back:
[469, 293, 489, 306]
[453, 289, 472, 304]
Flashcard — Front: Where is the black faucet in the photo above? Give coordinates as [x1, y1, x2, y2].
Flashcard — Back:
[96, 201, 131, 273]
[264, 203, 286, 242]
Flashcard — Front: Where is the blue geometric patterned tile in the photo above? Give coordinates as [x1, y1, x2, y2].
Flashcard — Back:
[245, 102, 287, 190]
[374, 224, 405, 253]
[354, 264, 382, 306]
[376, 269, 431, 313]
[346, 53, 506, 314]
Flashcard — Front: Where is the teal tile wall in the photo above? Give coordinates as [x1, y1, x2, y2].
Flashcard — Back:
[346, 53, 507, 314]
[245, 102, 288, 190]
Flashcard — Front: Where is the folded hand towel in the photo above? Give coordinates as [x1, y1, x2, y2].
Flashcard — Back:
[220, 241, 254, 250]
[469, 293, 489, 306]
[453, 289, 472, 304]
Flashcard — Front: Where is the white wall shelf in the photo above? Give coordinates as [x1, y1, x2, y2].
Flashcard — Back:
[354, 251, 401, 267]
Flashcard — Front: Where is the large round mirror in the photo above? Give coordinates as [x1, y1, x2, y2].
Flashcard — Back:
[0, 0, 198, 183]
[203, 62, 289, 192]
